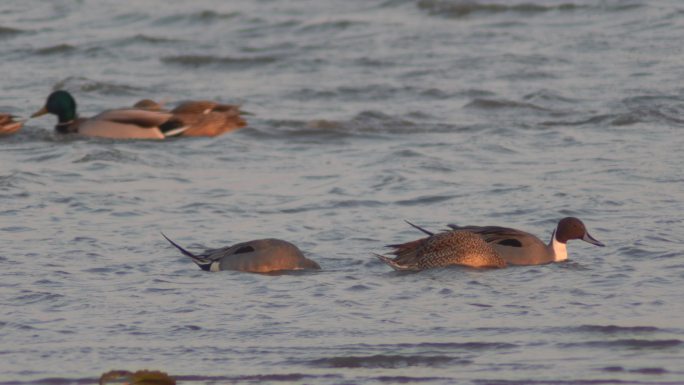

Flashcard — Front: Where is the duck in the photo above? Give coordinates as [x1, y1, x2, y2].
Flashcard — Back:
[447, 216, 604, 265]
[99, 370, 175, 385]
[376, 217, 604, 271]
[0, 113, 23, 136]
[133, 98, 246, 137]
[375, 221, 507, 271]
[31, 90, 187, 139]
[162, 233, 321, 273]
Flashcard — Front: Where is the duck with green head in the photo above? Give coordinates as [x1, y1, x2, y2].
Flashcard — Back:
[31, 90, 187, 139]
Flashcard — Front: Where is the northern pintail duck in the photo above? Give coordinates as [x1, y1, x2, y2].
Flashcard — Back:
[0, 113, 23, 136]
[133, 98, 246, 137]
[447, 217, 604, 265]
[375, 222, 507, 271]
[31, 90, 186, 139]
[162, 234, 321, 273]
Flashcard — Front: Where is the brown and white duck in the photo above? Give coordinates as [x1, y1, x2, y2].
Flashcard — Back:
[376, 217, 604, 271]
[447, 217, 604, 265]
[162, 234, 321, 273]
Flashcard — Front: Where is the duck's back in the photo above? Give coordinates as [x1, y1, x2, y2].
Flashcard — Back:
[448, 224, 551, 265]
[207, 239, 320, 273]
[390, 230, 506, 270]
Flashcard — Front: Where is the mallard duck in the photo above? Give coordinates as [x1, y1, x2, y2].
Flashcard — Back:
[162, 233, 321, 273]
[133, 98, 246, 137]
[0, 113, 23, 136]
[31, 90, 186, 139]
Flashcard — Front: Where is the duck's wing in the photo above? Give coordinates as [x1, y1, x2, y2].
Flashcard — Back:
[87, 108, 188, 137]
[172, 101, 241, 115]
[93, 108, 176, 128]
[447, 224, 540, 248]
[202, 241, 256, 261]
[175, 108, 246, 137]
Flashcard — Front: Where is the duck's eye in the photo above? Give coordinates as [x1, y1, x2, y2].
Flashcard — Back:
[497, 239, 522, 247]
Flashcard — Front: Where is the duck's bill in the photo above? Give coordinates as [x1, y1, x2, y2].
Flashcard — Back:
[30, 106, 48, 118]
[582, 232, 605, 247]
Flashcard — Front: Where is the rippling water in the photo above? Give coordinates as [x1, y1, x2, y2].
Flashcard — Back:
[2, 1, 684, 384]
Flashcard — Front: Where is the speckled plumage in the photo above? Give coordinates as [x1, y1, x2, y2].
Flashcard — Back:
[377, 230, 507, 271]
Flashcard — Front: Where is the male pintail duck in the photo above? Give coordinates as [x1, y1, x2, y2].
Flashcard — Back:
[447, 217, 604, 265]
[375, 221, 507, 271]
[0, 113, 23, 136]
[133, 98, 246, 137]
[31, 90, 186, 139]
[162, 234, 321, 273]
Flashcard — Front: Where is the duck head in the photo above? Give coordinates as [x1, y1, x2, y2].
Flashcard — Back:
[31, 90, 78, 133]
[555, 217, 604, 246]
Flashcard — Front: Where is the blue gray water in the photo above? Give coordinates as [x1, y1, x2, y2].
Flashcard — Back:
[1, 0, 684, 384]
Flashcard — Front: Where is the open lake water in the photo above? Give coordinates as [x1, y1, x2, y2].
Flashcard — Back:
[1, 0, 684, 384]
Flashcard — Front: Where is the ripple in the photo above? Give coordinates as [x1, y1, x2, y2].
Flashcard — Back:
[307, 354, 471, 368]
[417, 0, 582, 18]
[464, 98, 550, 112]
[575, 324, 662, 334]
[154, 10, 241, 25]
[0, 25, 23, 38]
[52, 76, 142, 95]
[161, 54, 279, 69]
[559, 339, 682, 350]
[34, 44, 77, 56]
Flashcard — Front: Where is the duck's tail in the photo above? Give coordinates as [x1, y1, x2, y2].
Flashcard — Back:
[161, 233, 212, 271]
[404, 220, 434, 236]
[373, 253, 417, 272]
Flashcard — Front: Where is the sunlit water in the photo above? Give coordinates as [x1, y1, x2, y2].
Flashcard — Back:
[1, 1, 684, 384]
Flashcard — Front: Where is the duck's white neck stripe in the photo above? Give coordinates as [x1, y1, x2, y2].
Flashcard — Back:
[551, 230, 568, 262]
[210, 261, 221, 272]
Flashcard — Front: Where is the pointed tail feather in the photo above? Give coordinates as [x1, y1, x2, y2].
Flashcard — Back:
[405, 220, 434, 236]
[161, 233, 212, 271]
[373, 253, 416, 272]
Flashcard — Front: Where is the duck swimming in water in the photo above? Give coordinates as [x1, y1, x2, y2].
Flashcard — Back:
[376, 217, 604, 271]
[447, 217, 604, 265]
[31, 90, 186, 139]
[162, 234, 321, 273]
[375, 221, 507, 271]
[31, 90, 246, 139]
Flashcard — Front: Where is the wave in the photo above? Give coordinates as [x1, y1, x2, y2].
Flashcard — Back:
[52, 76, 142, 95]
[559, 338, 682, 349]
[153, 10, 241, 25]
[417, 1, 643, 19]
[417, 0, 582, 17]
[307, 354, 471, 368]
[161, 54, 279, 69]
[0, 25, 23, 38]
[34, 44, 77, 56]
